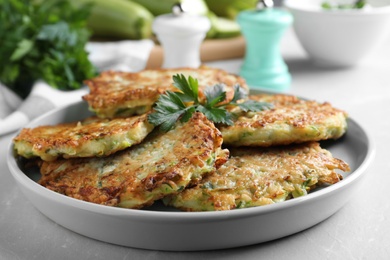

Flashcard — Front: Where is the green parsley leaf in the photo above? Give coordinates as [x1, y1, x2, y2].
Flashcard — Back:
[149, 110, 183, 132]
[172, 74, 199, 103]
[197, 105, 234, 125]
[203, 84, 227, 107]
[10, 39, 34, 61]
[236, 99, 274, 112]
[155, 91, 187, 114]
[231, 84, 248, 102]
[148, 74, 273, 131]
[230, 85, 273, 112]
[148, 91, 197, 132]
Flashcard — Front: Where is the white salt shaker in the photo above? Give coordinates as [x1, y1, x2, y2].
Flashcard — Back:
[152, 3, 211, 68]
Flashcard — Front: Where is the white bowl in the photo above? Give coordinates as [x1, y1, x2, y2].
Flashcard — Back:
[284, 0, 390, 67]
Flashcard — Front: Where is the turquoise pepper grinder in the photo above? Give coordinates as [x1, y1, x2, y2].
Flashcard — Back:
[237, 0, 293, 91]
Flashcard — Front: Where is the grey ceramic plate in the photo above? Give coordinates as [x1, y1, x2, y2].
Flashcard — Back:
[7, 92, 375, 251]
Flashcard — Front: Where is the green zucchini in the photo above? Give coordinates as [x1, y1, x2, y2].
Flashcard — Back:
[70, 0, 154, 39]
[130, 0, 209, 16]
[204, 0, 258, 19]
[206, 12, 241, 39]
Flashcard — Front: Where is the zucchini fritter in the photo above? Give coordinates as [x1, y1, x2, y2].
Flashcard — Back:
[13, 114, 154, 161]
[83, 66, 248, 118]
[38, 113, 229, 209]
[220, 94, 348, 146]
[163, 142, 350, 211]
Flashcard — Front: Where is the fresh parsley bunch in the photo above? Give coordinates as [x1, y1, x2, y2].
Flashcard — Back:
[0, 0, 97, 99]
[148, 74, 273, 131]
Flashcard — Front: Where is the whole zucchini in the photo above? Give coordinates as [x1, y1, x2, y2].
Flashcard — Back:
[70, 0, 153, 39]
[130, 0, 209, 16]
[204, 0, 257, 19]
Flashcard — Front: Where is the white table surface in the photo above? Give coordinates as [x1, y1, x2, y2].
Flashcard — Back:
[1, 28, 389, 260]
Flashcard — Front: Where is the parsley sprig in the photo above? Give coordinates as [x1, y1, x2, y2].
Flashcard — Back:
[0, 0, 97, 99]
[148, 74, 273, 132]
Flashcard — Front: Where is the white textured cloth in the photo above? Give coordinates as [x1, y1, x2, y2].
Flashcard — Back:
[86, 39, 154, 72]
[0, 39, 155, 135]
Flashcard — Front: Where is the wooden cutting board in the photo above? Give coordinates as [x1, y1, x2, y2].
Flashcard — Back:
[145, 36, 246, 69]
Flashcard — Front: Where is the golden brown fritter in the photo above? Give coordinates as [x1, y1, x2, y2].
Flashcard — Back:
[82, 66, 248, 118]
[38, 113, 229, 209]
[219, 94, 348, 147]
[13, 114, 154, 161]
[163, 142, 350, 211]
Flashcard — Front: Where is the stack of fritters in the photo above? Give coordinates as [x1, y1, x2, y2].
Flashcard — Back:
[37, 113, 228, 209]
[13, 66, 350, 211]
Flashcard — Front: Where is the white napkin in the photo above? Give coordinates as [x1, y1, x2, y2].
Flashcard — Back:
[0, 39, 155, 136]
[86, 39, 154, 72]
